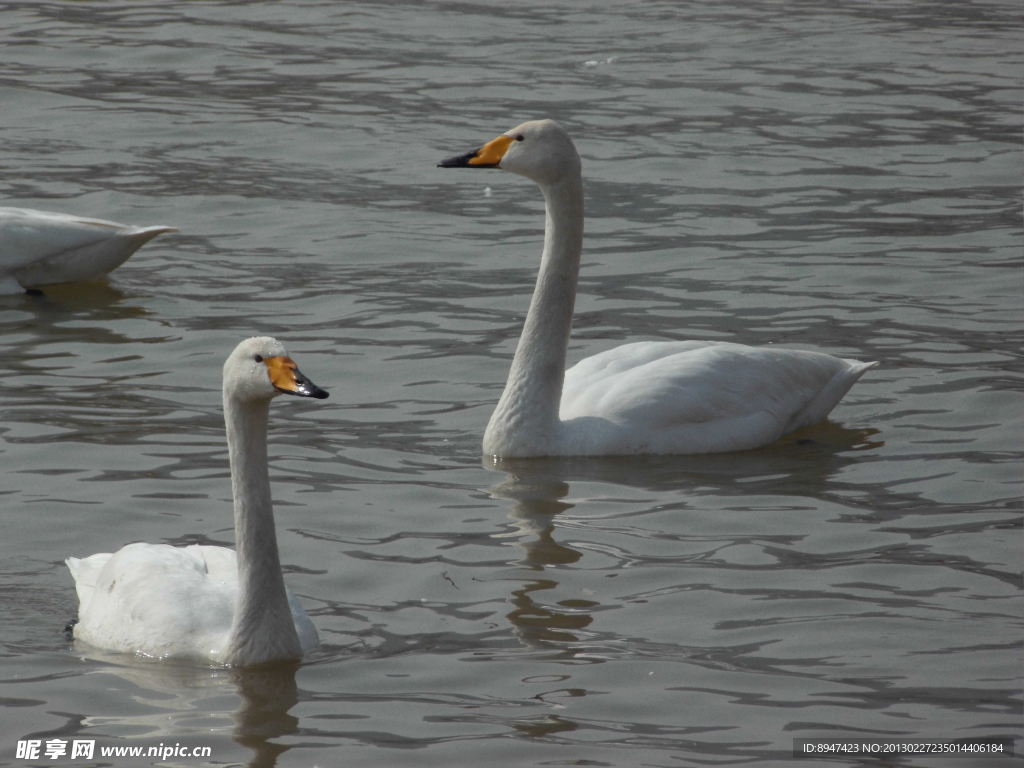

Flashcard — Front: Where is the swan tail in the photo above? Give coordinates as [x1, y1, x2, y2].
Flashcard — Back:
[785, 359, 878, 433]
[124, 225, 179, 244]
[0, 275, 27, 295]
[65, 553, 113, 618]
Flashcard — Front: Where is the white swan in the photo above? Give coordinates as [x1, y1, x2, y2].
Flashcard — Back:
[0, 207, 177, 295]
[439, 119, 877, 457]
[66, 337, 328, 665]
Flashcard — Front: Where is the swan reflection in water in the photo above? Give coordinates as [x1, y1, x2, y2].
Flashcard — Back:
[484, 421, 883, 650]
[487, 470, 592, 647]
[68, 653, 300, 768]
[230, 663, 301, 768]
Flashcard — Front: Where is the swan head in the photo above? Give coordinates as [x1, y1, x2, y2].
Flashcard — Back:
[438, 119, 580, 186]
[223, 337, 329, 403]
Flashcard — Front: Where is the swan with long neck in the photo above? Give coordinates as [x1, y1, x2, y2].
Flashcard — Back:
[66, 337, 327, 665]
[439, 119, 876, 457]
[0, 207, 177, 295]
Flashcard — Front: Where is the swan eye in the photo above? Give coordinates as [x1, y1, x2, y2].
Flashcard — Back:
[515, 135, 524, 142]
[254, 355, 263, 363]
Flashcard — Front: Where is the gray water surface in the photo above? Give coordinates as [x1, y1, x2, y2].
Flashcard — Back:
[1, 1, 1021, 767]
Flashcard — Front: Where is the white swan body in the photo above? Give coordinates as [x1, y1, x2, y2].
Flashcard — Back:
[0, 207, 177, 294]
[439, 120, 876, 457]
[66, 544, 318, 661]
[67, 337, 328, 665]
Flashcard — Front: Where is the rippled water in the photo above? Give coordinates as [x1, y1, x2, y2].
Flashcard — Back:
[1, 1, 1021, 766]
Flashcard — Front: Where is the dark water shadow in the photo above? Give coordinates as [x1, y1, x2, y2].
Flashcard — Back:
[1, 280, 154, 348]
[5, 280, 143, 313]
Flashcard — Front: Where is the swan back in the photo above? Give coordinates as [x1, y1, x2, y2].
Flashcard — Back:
[0, 207, 177, 291]
[68, 543, 237, 660]
[1, 208, 119, 269]
[559, 341, 876, 455]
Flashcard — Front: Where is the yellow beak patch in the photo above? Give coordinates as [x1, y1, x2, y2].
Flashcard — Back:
[469, 135, 515, 166]
[265, 356, 301, 392]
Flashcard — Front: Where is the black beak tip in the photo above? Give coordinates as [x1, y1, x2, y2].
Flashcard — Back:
[295, 381, 329, 399]
[277, 377, 329, 400]
[438, 150, 480, 169]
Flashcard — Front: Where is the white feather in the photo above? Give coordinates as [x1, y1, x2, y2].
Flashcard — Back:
[0, 207, 176, 293]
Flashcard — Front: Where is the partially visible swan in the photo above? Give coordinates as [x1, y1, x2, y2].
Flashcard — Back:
[439, 119, 877, 457]
[66, 337, 328, 665]
[0, 207, 177, 294]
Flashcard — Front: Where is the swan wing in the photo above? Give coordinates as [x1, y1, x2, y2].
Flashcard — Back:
[0, 208, 126, 269]
[70, 542, 237, 661]
[188, 544, 237, 582]
[0, 207, 177, 289]
[560, 341, 874, 454]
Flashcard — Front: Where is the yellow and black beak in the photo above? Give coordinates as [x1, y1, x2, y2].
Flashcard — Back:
[438, 134, 515, 169]
[264, 356, 329, 400]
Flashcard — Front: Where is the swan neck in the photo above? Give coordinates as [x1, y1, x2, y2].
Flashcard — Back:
[485, 174, 583, 456]
[224, 396, 301, 664]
